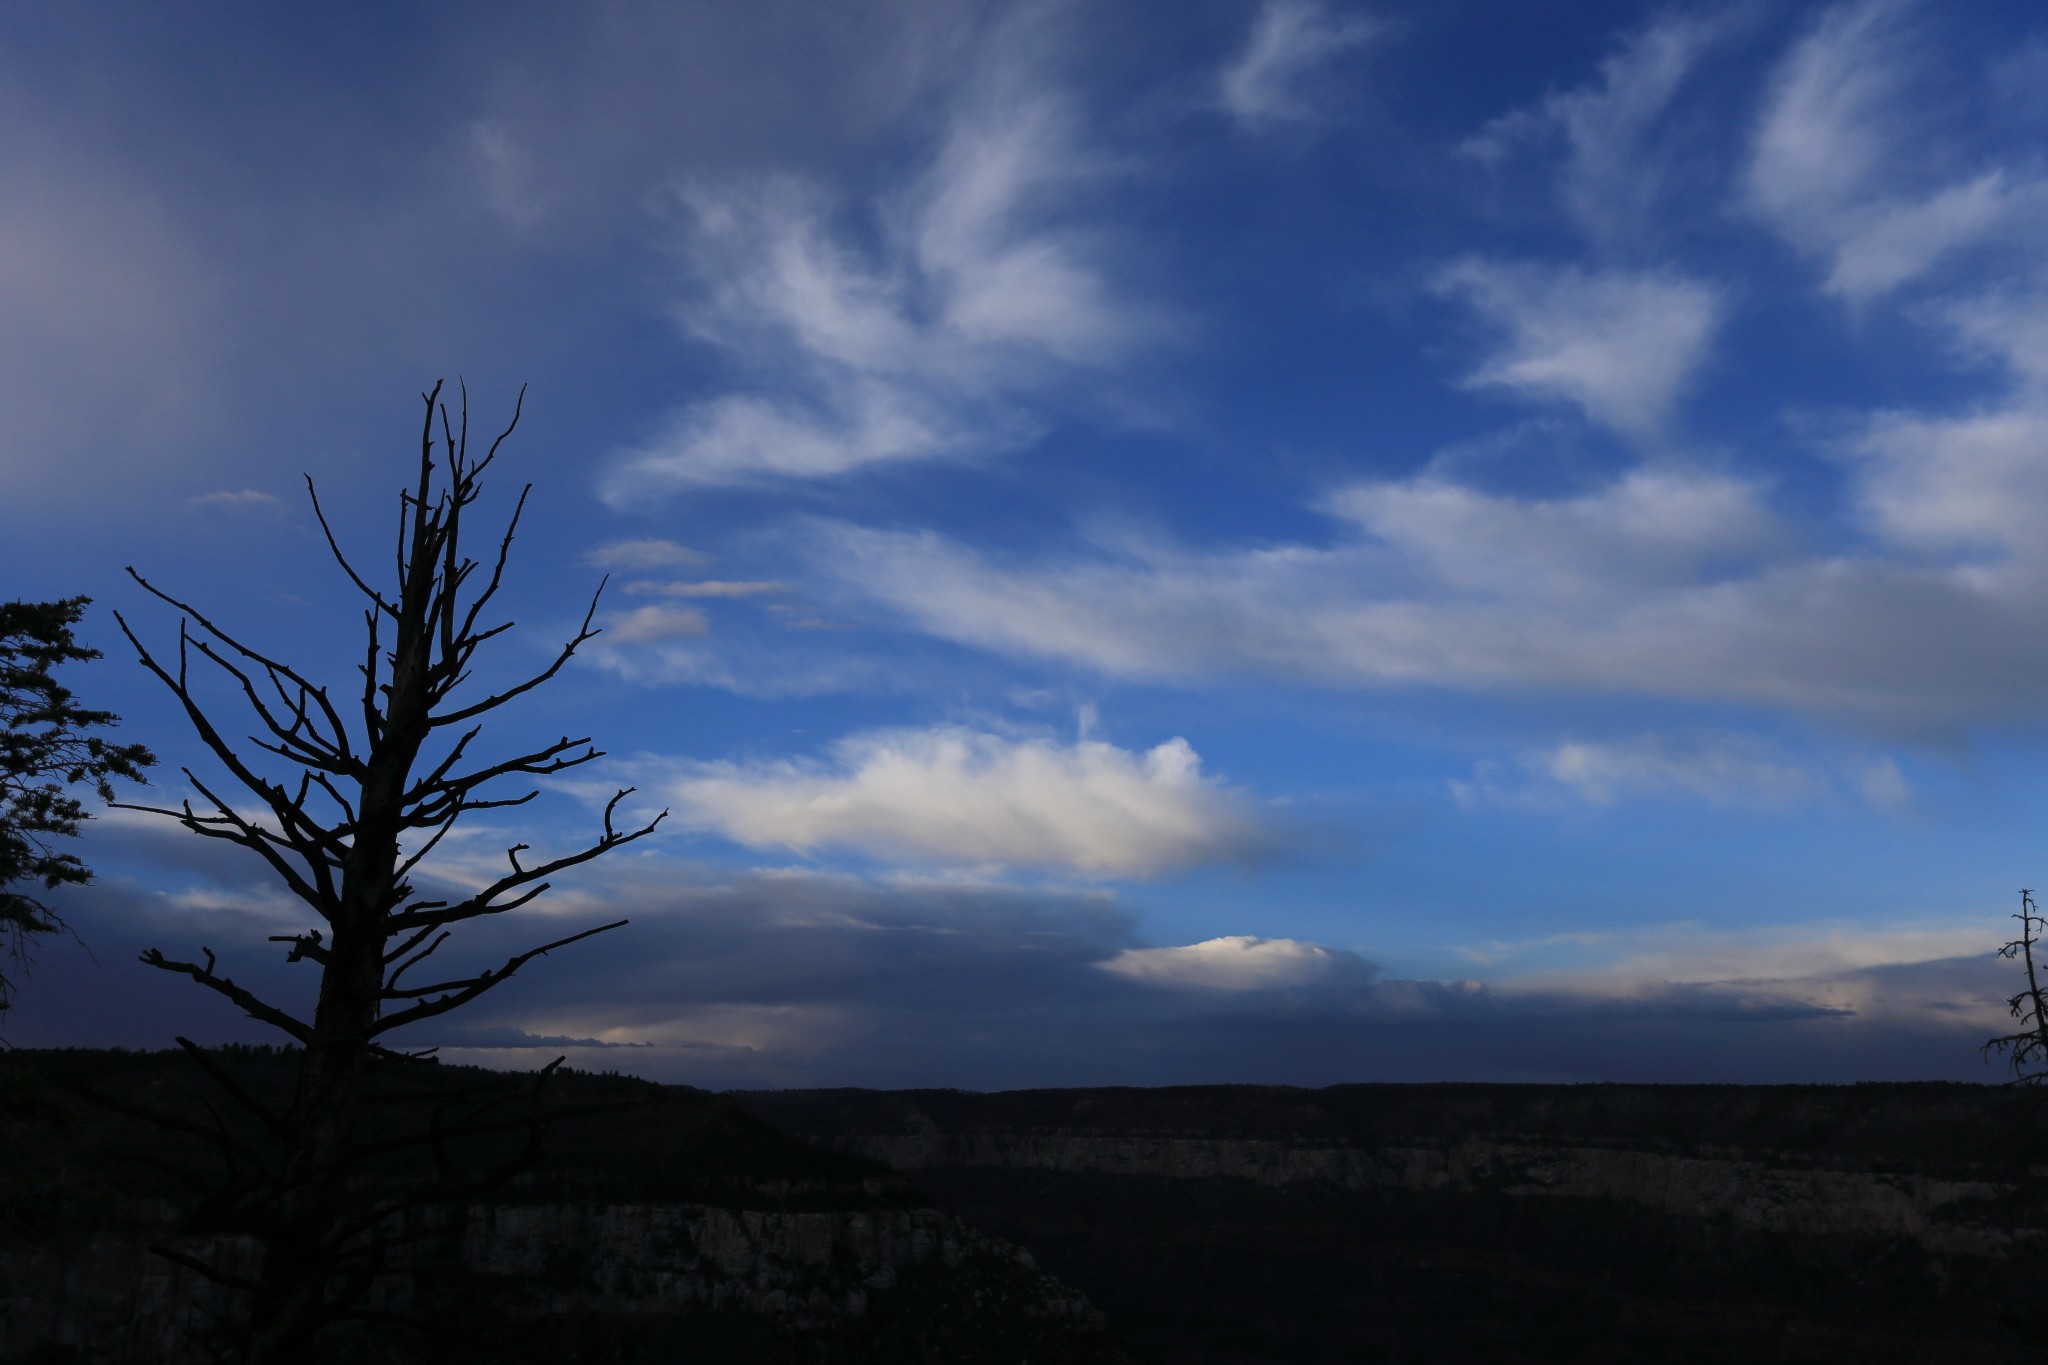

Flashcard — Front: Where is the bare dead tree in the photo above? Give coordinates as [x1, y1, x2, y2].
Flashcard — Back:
[1987, 889, 2048, 1084]
[108, 381, 665, 1363]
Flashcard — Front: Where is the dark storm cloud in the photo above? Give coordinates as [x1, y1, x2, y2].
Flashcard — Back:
[6, 811, 2012, 1090]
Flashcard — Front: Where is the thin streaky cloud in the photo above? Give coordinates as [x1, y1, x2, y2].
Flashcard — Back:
[585, 538, 712, 571]
[624, 579, 788, 599]
[184, 489, 283, 513]
[1218, 0, 1389, 129]
[1463, 8, 1736, 243]
[606, 603, 711, 644]
[812, 472, 2048, 733]
[1451, 734, 1828, 811]
[1435, 259, 1724, 443]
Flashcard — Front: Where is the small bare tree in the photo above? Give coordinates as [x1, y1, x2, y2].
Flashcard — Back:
[1986, 889, 2048, 1084]
[110, 382, 664, 1362]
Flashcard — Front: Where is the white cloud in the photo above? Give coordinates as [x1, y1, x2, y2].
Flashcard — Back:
[624, 579, 787, 599]
[1463, 9, 1732, 242]
[1848, 403, 2048, 562]
[1218, 0, 1388, 129]
[1538, 736, 1821, 808]
[1479, 914, 2000, 1003]
[1324, 467, 1783, 602]
[585, 538, 712, 571]
[814, 455, 2048, 733]
[603, 14, 1151, 496]
[1932, 284, 2048, 390]
[1452, 734, 1905, 812]
[1745, 0, 2047, 301]
[183, 489, 283, 514]
[1437, 259, 1723, 442]
[655, 726, 1266, 876]
[470, 119, 546, 229]
[1099, 935, 1375, 991]
[606, 603, 711, 644]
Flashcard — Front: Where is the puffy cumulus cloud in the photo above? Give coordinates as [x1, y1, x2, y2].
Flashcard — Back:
[655, 726, 1269, 876]
[1745, 0, 2048, 301]
[1462, 8, 1734, 243]
[1098, 935, 1377, 992]
[605, 603, 712, 644]
[602, 11, 1154, 497]
[1217, 0, 1389, 130]
[1435, 260, 1723, 443]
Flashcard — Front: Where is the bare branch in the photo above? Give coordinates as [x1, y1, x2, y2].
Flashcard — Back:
[387, 804, 664, 932]
[427, 576, 607, 729]
[306, 475, 398, 619]
[140, 946, 314, 1042]
[267, 930, 331, 966]
[384, 930, 450, 993]
[372, 919, 627, 1032]
[118, 575, 356, 771]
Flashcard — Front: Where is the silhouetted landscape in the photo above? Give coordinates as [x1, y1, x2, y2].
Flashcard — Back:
[6, 1048, 2045, 1362]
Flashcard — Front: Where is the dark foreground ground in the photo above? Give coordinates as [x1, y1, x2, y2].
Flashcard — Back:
[6, 1050, 2047, 1363]
[736, 1082, 2048, 1364]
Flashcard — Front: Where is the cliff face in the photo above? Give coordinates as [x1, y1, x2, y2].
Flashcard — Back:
[736, 1082, 2048, 1365]
[844, 1129, 2020, 1255]
[0, 1052, 1134, 1365]
[1, 1196, 1113, 1364]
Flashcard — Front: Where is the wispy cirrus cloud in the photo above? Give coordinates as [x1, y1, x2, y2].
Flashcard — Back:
[1745, 0, 2048, 301]
[183, 489, 284, 515]
[1450, 733, 1870, 812]
[624, 579, 788, 600]
[1436, 259, 1725, 443]
[602, 10, 1155, 498]
[585, 538, 712, 572]
[1217, 0, 1388, 130]
[1463, 8, 1736, 244]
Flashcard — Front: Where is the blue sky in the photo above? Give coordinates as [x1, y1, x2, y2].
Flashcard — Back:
[7, 0, 2048, 1086]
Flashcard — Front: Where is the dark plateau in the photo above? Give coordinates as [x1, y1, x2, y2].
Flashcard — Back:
[4, 1049, 2045, 1362]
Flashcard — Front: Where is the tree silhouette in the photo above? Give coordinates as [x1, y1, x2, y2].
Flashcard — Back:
[1, 596, 155, 1019]
[1987, 889, 2048, 1084]
[111, 382, 665, 1362]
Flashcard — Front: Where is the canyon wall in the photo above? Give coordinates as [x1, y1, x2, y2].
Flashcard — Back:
[738, 1082, 2048, 1364]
